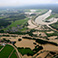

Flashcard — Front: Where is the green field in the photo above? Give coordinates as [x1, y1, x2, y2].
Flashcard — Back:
[0, 44, 17, 58]
[0, 46, 3, 49]
[18, 47, 34, 56]
[7, 18, 29, 27]
[4, 18, 29, 31]
[10, 50, 17, 58]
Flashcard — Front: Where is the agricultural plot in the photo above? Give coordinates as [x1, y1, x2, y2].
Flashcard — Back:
[0, 44, 17, 58]
[0, 45, 3, 49]
[10, 50, 18, 58]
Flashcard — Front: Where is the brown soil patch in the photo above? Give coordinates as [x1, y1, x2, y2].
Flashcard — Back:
[36, 52, 49, 58]
[48, 36, 57, 40]
[46, 31, 54, 34]
[22, 55, 32, 58]
[15, 39, 35, 50]
[33, 32, 47, 37]
[42, 44, 58, 51]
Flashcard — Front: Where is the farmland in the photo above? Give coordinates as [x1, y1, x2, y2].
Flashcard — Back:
[0, 44, 18, 58]
[10, 50, 18, 58]
[0, 45, 3, 49]
[0, 8, 58, 58]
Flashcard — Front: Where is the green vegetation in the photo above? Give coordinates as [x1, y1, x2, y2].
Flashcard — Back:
[0, 14, 26, 28]
[0, 19, 11, 27]
[0, 9, 26, 32]
[4, 18, 29, 31]
[18, 47, 34, 56]
[10, 50, 17, 58]
[2, 35, 10, 37]
[3, 38, 11, 43]
[0, 45, 17, 58]
[7, 18, 29, 27]
[22, 37, 36, 40]
[0, 45, 14, 58]
[0, 30, 4, 33]
[45, 31, 58, 37]
[0, 9, 48, 32]
[18, 39, 22, 41]
[0, 46, 3, 49]
[9, 29, 36, 37]
[54, 14, 58, 18]
[50, 21, 58, 30]
[36, 39, 58, 46]
[18, 46, 43, 56]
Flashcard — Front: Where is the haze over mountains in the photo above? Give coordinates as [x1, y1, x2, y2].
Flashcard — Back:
[0, 0, 58, 7]
[0, 4, 58, 13]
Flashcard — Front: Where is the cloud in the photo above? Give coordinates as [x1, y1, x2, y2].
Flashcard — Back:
[19, 0, 52, 6]
[0, 0, 20, 7]
[56, 2, 58, 3]
[0, 0, 58, 7]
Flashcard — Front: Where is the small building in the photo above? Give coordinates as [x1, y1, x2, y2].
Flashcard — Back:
[1, 43, 6, 46]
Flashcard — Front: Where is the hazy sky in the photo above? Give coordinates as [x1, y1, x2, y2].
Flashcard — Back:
[0, 0, 58, 7]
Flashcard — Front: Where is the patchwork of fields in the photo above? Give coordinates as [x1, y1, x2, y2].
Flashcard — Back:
[0, 9, 58, 58]
[0, 45, 18, 58]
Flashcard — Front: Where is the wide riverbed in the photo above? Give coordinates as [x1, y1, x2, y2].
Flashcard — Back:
[35, 10, 58, 25]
